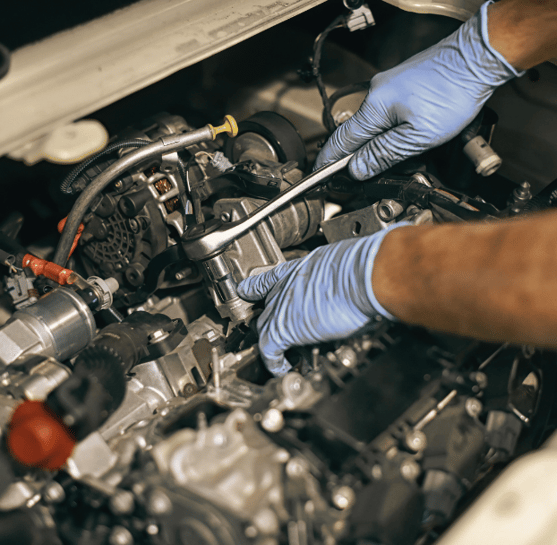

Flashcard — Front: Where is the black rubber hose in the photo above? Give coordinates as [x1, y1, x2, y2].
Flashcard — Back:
[60, 139, 150, 195]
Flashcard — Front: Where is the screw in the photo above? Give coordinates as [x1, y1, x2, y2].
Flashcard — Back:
[465, 397, 483, 418]
[114, 180, 124, 191]
[220, 211, 231, 222]
[405, 429, 427, 452]
[261, 408, 284, 433]
[332, 485, 356, 510]
[175, 271, 184, 280]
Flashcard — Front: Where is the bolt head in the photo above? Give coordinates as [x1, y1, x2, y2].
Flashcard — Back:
[400, 459, 421, 481]
[465, 397, 483, 418]
[261, 408, 284, 433]
[147, 489, 173, 515]
[332, 485, 355, 510]
[110, 490, 135, 515]
[405, 429, 427, 452]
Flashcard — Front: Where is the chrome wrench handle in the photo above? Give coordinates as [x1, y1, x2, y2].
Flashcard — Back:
[181, 154, 354, 261]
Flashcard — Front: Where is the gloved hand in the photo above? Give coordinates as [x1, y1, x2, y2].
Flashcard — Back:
[237, 224, 405, 376]
[314, 1, 522, 180]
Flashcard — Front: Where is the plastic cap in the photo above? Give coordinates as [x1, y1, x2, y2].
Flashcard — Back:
[7, 401, 76, 470]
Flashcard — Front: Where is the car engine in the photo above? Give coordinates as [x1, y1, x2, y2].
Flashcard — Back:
[0, 1, 557, 545]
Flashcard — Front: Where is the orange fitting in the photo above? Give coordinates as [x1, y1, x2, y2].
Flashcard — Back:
[57, 217, 85, 258]
[7, 400, 76, 470]
[22, 254, 75, 285]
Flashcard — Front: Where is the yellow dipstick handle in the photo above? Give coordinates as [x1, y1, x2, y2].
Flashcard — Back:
[209, 115, 238, 139]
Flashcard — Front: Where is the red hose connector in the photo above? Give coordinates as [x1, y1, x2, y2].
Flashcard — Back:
[22, 254, 76, 285]
[57, 216, 84, 258]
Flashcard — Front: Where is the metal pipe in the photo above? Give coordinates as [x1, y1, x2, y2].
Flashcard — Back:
[54, 116, 237, 267]
[182, 154, 354, 261]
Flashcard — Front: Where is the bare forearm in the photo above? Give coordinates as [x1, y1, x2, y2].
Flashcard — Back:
[373, 212, 557, 348]
[489, 0, 557, 69]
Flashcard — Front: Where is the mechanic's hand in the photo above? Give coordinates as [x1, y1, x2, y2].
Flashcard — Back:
[314, 1, 522, 180]
[237, 224, 405, 376]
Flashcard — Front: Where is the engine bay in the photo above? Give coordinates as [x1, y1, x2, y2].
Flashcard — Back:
[0, 1, 557, 544]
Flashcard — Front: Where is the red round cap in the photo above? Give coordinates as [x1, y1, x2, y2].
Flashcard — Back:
[7, 401, 76, 470]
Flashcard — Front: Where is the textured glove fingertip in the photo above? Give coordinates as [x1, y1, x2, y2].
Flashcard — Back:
[260, 352, 292, 377]
[236, 276, 262, 301]
[348, 151, 378, 181]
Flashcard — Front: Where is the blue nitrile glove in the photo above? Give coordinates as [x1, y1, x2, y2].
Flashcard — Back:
[314, 1, 523, 180]
[237, 224, 406, 376]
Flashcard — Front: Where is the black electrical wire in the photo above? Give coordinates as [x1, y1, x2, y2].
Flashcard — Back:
[185, 154, 205, 224]
[60, 139, 150, 195]
[312, 15, 346, 134]
[330, 175, 499, 220]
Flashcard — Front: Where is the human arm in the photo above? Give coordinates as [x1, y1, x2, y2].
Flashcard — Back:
[313, 0, 557, 180]
[373, 211, 557, 348]
[488, 0, 557, 70]
[238, 211, 557, 374]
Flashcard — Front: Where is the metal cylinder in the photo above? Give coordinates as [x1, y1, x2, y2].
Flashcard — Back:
[265, 196, 323, 249]
[0, 287, 96, 366]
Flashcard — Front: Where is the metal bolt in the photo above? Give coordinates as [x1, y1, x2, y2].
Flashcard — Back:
[405, 429, 427, 452]
[400, 459, 421, 481]
[470, 371, 488, 389]
[147, 489, 173, 515]
[42, 482, 65, 503]
[371, 465, 383, 480]
[465, 397, 483, 418]
[332, 485, 356, 510]
[377, 199, 405, 222]
[109, 490, 135, 515]
[109, 526, 133, 545]
[261, 408, 284, 433]
[175, 271, 184, 280]
[220, 211, 231, 222]
[183, 383, 196, 396]
[286, 458, 306, 478]
[146, 524, 159, 536]
[513, 181, 532, 202]
[335, 346, 358, 368]
[114, 180, 124, 191]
